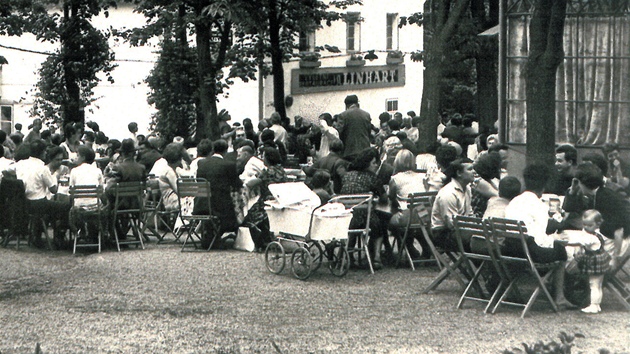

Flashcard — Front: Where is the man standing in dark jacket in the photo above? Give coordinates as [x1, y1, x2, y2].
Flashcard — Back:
[338, 94, 372, 160]
[196, 139, 243, 244]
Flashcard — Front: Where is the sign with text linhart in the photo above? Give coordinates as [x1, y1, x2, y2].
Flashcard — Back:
[291, 65, 405, 94]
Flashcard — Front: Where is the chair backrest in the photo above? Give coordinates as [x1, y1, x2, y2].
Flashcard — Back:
[398, 191, 437, 228]
[69, 185, 103, 207]
[113, 181, 145, 213]
[177, 178, 211, 198]
[486, 217, 532, 261]
[328, 193, 373, 234]
[453, 215, 487, 254]
[144, 175, 161, 206]
[176, 178, 211, 216]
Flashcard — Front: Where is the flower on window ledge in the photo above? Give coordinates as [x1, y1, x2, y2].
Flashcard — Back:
[386, 50, 403, 59]
[299, 52, 321, 62]
[349, 54, 363, 61]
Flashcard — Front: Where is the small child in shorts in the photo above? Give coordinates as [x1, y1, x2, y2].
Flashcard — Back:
[567, 209, 610, 314]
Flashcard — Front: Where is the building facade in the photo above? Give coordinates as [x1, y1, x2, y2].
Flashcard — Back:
[0, 1, 425, 138]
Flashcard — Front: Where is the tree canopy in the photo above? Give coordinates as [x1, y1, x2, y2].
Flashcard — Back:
[0, 0, 117, 129]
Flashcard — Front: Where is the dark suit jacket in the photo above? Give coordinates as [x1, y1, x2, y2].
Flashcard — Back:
[338, 106, 372, 158]
[106, 158, 146, 208]
[563, 186, 630, 239]
[112, 158, 147, 182]
[195, 155, 243, 233]
[305, 152, 349, 194]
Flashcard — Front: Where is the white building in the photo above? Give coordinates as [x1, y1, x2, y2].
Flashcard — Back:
[258, 0, 425, 127]
[0, 1, 424, 138]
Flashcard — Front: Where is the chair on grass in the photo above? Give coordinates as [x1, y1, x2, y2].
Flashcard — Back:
[176, 178, 220, 251]
[328, 193, 375, 273]
[604, 254, 630, 311]
[418, 201, 471, 294]
[392, 191, 439, 270]
[111, 181, 146, 251]
[0, 176, 30, 249]
[69, 185, 106, 254]
[453, 215, 499, 312]
[141, 175, 178, 243]
[486, 217, 561, 318]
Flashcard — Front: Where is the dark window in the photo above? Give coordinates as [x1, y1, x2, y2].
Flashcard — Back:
[386, 99, 398, 112]
[346, 12, 360, 52]
[0, 106, 12, 134]
[386, 13, 397, 50]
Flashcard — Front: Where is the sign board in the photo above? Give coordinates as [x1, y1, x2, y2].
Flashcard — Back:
[291, 65, 405, 94]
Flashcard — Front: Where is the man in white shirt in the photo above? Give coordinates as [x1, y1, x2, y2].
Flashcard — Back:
[316, 113, 339, 159]
[12, 139, 70, 247]
[268, 112, 288, 146]
[69, 146, 104, 208]
[69, 146, 105, 241]
[504, 163, 575, 309]
[0, 145, 14, 174]
[238, 145, 266, 184]
[430, 158, 475, 251]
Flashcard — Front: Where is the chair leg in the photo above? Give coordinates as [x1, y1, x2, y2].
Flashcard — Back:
[605, 275, 630, 311]
[485, 279, 506, 313]
[457, 261, 489, 309]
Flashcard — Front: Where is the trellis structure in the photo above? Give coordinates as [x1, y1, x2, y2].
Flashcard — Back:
[500, 0, 630, 146]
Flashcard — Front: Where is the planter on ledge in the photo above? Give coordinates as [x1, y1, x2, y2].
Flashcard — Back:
[346, 59, 366, 67]
[299, 60, 321, 69]
[386, 57, 404, 65]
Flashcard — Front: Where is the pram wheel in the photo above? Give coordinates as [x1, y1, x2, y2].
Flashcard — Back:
[307, 241, 324, 272]
[291, 247, 313, 280]
[329, 243, 350, 277]
[265, 241, 285, 274]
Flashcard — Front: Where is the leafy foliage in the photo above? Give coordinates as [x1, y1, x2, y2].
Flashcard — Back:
[502, 332, 586, 354]
[1, 0, 117, 128]
[146, 38, 198, 142]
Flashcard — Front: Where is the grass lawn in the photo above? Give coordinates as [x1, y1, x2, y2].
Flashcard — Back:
[0, 242, 629, 353]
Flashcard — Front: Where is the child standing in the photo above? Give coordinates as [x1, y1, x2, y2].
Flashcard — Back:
[567, 209, 611, 314]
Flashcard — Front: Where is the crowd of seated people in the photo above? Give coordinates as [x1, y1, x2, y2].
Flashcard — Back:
[2, 94, 630, 315]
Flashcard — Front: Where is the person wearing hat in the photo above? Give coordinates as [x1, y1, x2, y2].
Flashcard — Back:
[337, 94, 372, 160]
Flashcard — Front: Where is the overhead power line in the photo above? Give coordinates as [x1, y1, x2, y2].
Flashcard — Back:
[0, 43, 156, 63]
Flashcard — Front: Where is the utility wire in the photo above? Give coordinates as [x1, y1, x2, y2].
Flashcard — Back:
[0, 43, 156, 63]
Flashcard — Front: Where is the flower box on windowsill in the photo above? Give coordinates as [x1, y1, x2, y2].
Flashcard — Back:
[299, 60, 321, 69]
[346, 59, 365, 67]
[386, 57, 404, 65]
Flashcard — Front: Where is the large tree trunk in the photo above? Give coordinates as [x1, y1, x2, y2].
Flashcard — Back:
[61, 0, 82, 127]
[472, 0, 499, 134]
[196, 18, 214, 141]
[417, 0, 470, 152]
[525, 0, 566, 165]
[476, 37, 498, 134]
[268, 0, 287, 123]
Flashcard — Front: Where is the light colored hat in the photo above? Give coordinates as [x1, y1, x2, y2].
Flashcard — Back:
[173, 136, 184, 145]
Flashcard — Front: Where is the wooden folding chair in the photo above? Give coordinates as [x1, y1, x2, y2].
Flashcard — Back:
[176, 178, 220, 251]
[141, 175, 178, 243]
[418, 198, 471, 294]
[453, 215, 500, 312]
[0, 176, 29, 250]
[392, 191, 439, 270]
[486, 217, 561, 318]
[111, 181, 146, 251]
[604, 254, 630, 311]
[69, 185, 106, 254]
[328, 193, 375, 273]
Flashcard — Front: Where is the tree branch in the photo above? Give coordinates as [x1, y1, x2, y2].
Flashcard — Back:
[438, 0, 470, 43]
